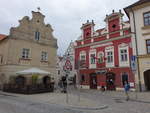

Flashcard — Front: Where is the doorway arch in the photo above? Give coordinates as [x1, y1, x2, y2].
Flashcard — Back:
[106, 72, 116, 90]
[144, 70, 150, 91]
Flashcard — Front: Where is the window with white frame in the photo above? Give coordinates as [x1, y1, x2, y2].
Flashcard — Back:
[105, 46, 114, 67]
[120, 49, 128, 62]
[41, 51, 48, 61]
[118, 44, 129, 67]
[80, 55, 86, 61]
[144, 11, 150, 26]
[146, 39, 150, 54]
[90, 54, 96, 64]
[107, 51, 113, 63]
[35, 31, 40, 41]
[79, 51, 86, 68]
[22, 48, 30, 59]
[80, 51, 86, 62]
[97, 52, 104, 63]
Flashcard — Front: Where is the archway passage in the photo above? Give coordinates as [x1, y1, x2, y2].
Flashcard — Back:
[90, 73, 97, 89]
[106, 72, 116, 90]
[144, 70, 150, 91]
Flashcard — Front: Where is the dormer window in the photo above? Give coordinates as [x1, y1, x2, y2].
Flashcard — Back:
[35, 31, 40, 41]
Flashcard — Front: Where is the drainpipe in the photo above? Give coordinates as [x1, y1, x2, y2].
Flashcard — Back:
[131, 8, 142, 92]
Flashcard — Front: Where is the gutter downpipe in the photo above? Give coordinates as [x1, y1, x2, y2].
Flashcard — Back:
[131, 8, 142, 92]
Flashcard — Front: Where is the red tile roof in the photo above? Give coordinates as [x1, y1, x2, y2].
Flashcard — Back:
[0, 34, 7, 41]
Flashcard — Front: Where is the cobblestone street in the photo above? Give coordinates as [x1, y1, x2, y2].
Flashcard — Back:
[0, 87, 150, 113]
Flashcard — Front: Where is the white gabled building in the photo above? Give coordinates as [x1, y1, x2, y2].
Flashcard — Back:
[63, 41, 77, 80]
[124, 0, 150, 91]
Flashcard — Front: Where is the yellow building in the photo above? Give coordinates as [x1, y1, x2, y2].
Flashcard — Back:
[0, 11, 58, 91]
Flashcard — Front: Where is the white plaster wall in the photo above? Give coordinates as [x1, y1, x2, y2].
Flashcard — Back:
[129, 6, 150, 55]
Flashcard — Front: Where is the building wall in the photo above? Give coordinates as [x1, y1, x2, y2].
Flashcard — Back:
[128, 2, 150, 91]
[75, 11, 135, 90]
[129, 5, 150, 55]
[0, 11, 57, 87]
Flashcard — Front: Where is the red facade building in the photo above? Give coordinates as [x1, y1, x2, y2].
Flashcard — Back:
[75, 10, 135, 90]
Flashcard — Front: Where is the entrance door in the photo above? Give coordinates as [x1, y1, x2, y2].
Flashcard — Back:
[106, 72, 116, 90]
[90, 73, 97, 89]
[144, 70, 150, 91]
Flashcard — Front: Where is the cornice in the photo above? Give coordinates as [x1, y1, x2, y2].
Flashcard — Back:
[75, 34, 131, 49]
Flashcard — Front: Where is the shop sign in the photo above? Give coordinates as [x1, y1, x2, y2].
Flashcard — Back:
[131, 55, 137, 71]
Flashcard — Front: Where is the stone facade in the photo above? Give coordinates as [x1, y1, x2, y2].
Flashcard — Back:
[0, 11, 58, 88]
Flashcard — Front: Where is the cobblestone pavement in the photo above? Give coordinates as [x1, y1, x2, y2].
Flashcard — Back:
[0, 87, 150, 113]
[69, 87, 150, 113]
[0, 93, 85, 113]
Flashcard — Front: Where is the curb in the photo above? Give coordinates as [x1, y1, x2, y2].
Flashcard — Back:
[68, 105, 108, 110]
[130, 99, 150, 104]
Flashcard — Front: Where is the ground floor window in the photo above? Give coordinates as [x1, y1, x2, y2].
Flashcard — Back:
[81, 74, 85, 82]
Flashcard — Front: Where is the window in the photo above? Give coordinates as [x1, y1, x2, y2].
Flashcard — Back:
[107, 51, 113, 63]
[80, 55, 85, 62]
[90, 54, 96, 64]
[22, 48, 30, 59]
[122, 72, 128, 86]
[41, 51, 48, 61]
[144, 12, 150, 26]
[98, 52, 104, 63]
[146, 40, 150, 54]
[80, 51, 86, 63]
[79, 51, 86, 67]
[81, 74, 85, 82]
[120, 49, 128, 61]
[35, 31, 40, 40]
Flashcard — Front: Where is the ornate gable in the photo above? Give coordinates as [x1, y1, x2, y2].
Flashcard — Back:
[9, 11, 57, 47]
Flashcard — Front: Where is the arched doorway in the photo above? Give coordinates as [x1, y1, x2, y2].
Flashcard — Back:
[106, 72, 116, 90]
[43, 76, 51, 85]
[90, 73, 97, 89]
[144, 70, 150, 91]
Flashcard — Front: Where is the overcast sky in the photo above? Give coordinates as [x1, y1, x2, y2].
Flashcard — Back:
[0, 0, 138, 55]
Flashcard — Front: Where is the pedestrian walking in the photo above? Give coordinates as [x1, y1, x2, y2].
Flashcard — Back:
[61, 76, 67, 93]
[124, 81, 130, 101]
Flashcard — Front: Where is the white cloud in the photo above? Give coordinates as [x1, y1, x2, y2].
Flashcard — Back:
[0, 0, 138, 55]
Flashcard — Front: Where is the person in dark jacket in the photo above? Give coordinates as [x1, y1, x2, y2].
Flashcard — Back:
[124, 81, 130, 101]
[61, 76, 67, 93]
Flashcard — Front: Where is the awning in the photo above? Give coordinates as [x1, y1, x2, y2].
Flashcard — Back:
[16, 68, 50, 75]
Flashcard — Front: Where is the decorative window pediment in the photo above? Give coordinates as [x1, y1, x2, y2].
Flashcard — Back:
[119, 43, 128, 48]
